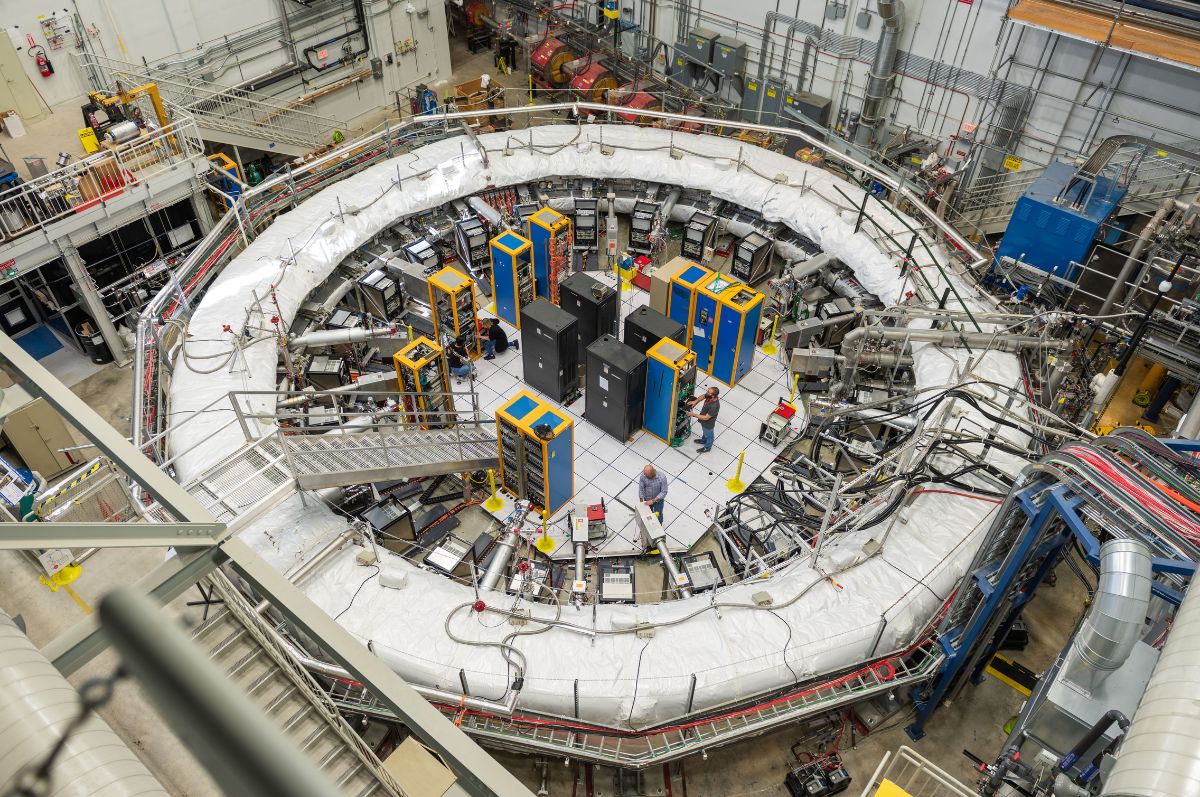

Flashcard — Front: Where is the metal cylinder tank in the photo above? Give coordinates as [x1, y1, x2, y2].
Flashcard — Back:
[571, 63, 618, 103]
[530, 38, 577, 88]
[0, 612, 169, 797]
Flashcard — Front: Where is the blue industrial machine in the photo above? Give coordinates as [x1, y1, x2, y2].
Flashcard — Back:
[994, 161, 1127, 282]
[710, 283, 763, 387]
[495, 390, 574, 515]
[526, 207, 572, 301]
[643, 338, 698, 446]
[692, 271, 738, 372]
[667, 261, 712, 348]
[489, 231, 534, 328]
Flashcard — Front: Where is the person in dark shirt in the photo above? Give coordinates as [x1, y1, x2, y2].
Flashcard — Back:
[446, 336, 475, 382]
[688, 386, 721, 453]
[482, 318, 519, 360]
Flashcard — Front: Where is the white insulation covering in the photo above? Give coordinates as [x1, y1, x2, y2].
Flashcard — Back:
[168, 125, 1028, 728]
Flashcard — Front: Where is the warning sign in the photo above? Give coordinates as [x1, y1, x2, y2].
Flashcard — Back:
[1003, 155, 1022, 171]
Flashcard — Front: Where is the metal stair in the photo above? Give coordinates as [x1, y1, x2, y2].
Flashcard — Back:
[193, 574, 408, 796]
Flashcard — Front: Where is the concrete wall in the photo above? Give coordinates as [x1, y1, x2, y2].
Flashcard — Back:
[0, 0, 450, 128]
[650, 0, 1200, 169]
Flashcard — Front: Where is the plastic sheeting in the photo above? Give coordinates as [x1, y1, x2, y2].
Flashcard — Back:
[167, 125, 1027, 728]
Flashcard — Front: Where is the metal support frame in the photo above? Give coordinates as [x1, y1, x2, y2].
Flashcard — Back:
[907, 479, 1196, 740]
[56, 241, 131, 367]
[0, 521, 223, 549]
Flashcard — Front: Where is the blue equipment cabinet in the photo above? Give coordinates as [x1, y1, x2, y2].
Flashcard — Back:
[710, 284, 764, 387]
[667, 261, 712, 348]
[692, 272, 739, 373]
[994, 161, 1127, 282]
[526, 207, 572, 301]
[489, 232, 534, 328]
[643, 338, 698, 446]
[496, 390, 574, 514]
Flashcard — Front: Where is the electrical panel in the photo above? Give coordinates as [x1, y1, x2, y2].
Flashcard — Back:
[453, 217, 489, 271]
[358, 269, 402, 320]
[572, 198, 598, 249]
[643, 338, 697, 446]
[599, 559, 636, 603]
[732, 231, 774, 284]
[558, 271, 617, 364]
[393, 336, 454, 427]
[403, 239, 443, 272]
[520, 299, 580, 403]
[304, 355, 349, 391]
[496, 391, 574, 514]
[711, 34, 748, 77]
[682, 552, 723, 592]
[489, 232, 534, 328]
[783, 91, 833, 127]
[628, 200, 659, 256]
[741, 75, 786, 125]
[585, 335, 647, 442]
[428, 266, 480, 358]
[680, 27, 721, 89]
[692, 271, 739, 372]
[710, 284, 764, 387]
[682, 211, 717, 261]
[667, 261, 713, 349]
[361, 494, 417, 544]
[526, 207, 573, 301]
[623, 306, 685, 356]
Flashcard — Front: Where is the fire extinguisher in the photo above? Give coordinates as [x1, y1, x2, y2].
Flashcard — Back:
[29, 46, 54, 78]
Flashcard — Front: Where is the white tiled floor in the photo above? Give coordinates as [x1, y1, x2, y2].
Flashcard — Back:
[472, 274, 801, 552]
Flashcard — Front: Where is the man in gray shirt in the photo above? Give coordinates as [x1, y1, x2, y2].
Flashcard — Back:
[638, 464, 668, 523]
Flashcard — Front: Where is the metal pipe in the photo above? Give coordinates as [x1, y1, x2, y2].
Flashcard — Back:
[856, 0, 902, 147]
[1101, 568, 1200, 796]
[840, 326, 1069, 352]
[286, 325, 397, 349]
[0, 610, 169, 797]
[1098, 198, 1173, 317]
[1176, 389, 1200, 439]
[655, 540, 693, 598]
[574, 541, 587, 587]
[1062, 538, 1152, 695]
[481, 528, 521, 592]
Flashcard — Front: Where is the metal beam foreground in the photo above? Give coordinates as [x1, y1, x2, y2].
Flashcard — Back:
[0, 331, 533, 797]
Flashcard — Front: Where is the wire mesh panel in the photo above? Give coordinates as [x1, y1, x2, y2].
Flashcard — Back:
[37, 458, 143, 524]
[858, 746, 974, 796]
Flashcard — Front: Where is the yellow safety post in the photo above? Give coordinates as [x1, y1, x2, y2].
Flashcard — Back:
[528, 74, 535, 106]
[790, 372, 800, 403]
[727, 450, 747, 493]
[535, 508, 556, 553]
[406, 324, 414, 340]
[761, 314, 779, 355]
[484, 468, 504, 512]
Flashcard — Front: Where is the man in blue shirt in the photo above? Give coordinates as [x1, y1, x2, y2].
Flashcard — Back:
[638, 464, 668, 523]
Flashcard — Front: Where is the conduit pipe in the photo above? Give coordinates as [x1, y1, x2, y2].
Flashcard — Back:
[1101, 574, 1200, 795]
[0, 611, 169, 797]
[1062, 538, 1152, 695]
[1098, 198, 1173, 317]
[840, 326, 1070, 353]
[856, 0, 903, 147]
[287, 325, 398, 349]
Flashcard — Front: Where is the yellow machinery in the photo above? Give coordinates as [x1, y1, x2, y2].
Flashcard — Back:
[707, 282, 764, 387]
[495, 390, 574, 514]
[526, 207, 572, 302]
[428, 266, 480, 358]
[643, 338, 698, 446]
[83, 82, 177, 153]
[393, 337, 454, 427]
[489, 231, 534, 328]
[666, 260, 712, 348]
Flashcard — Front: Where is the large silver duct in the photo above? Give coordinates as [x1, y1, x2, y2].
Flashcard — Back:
[1098, 198, 1173, 317]
[1102, 575, 1200, 796]
[856, 0, 902, 147]
[840, 326, 1070, 353]
[0, 612, 169, 797]
[1062, 538, 1152, 695]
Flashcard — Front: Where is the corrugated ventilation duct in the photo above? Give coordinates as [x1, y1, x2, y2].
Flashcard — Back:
[1062, 538, 1152, 694]
[0, 611, 169, 797]
[1102, 572, 1200, 795]
[856, 0, 902, 147]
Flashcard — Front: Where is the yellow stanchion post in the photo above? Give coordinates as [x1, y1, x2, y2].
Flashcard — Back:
[761, 314, 779, 355]
[789, 373, 800, 404]
[484, 468, 504, 512]
[528, 74, 535, 106]
[535, 508, 556, 553]
[727, 450, 747, 493]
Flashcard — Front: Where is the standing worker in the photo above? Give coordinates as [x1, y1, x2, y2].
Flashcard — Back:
[482, 318, 519, 360]
[638, 464, 668, 524]
[688, 386, 721, 453]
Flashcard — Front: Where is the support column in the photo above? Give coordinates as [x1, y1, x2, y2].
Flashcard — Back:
[191, 184, 216, 235]
[58, 242, 130, 366]
[1178, 389, 1200, 440]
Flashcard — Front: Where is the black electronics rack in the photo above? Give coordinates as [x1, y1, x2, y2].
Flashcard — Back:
[357, 269, 402, 320]
[732, 231, 773, 284]
[520, 298, 580, 402]
[558, 271, 617, 363]
[403, 239, 443, 272]
[572, 197, 598, 248]
[498, 415, 526, 496]
[585, 334, 647, 441]
[453, 217, 489, 270]
[682, 211, 717, 260]
[629, 200, 658, 255]
[623, 306, 685, 355]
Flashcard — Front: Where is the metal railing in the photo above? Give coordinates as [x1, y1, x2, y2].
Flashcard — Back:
[858, 745, 975, 796]
[36, 457, 148, 524]
[132, 101, 992, 455]
[204, 571, 407, 797]
[0, 114, 204, 242]
[78, 53, 353, 150]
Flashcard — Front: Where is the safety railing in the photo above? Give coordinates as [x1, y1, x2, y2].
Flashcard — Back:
[858, 745, 975, 796]
[204, 571, 407, 797]
[321, 638, 943, 769]
[78, 53, 351, 150]
[36, 457, 148, 524]
[0, 114, 204, 242]
[132, 101, 991, 456]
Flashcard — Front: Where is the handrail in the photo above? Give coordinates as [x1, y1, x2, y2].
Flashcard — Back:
[131, 102, 992, 454]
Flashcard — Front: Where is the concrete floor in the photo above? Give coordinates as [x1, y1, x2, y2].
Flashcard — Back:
[0, 95, 93, 181]
[0, 32, 1093, 797]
